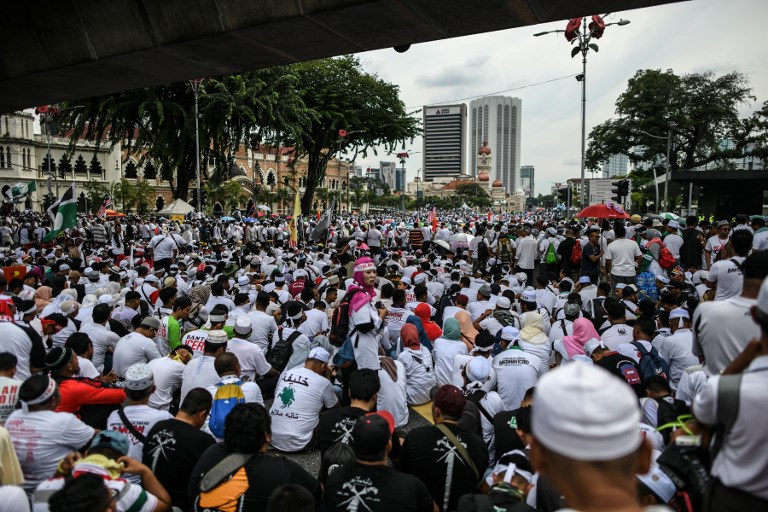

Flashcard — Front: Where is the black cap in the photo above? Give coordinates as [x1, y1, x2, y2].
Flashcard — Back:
[352, 411, 394, 458]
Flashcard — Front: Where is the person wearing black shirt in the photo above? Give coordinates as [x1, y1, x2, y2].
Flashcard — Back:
[580, 229, 603, 285]
[493, 388, 534, 463]
[317, 369, 401, 464]
[400, 385, 488, 512]
[585, 340, 645, 398]
[143, 388, 216, 512]
[325, 411, 437, 512]
[189, 403, 320, 512]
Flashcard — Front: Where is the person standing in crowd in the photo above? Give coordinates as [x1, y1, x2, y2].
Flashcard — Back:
[348, 257, 388, 371]
[580, 228, 604, 285]
[605, 223, 643, 295]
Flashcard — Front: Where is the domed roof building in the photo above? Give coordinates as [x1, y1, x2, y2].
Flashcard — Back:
[478, 171, 490, 182]
[492, 179, 503, 188]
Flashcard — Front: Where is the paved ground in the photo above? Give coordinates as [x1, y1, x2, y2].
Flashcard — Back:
[266, 399, 432, 476]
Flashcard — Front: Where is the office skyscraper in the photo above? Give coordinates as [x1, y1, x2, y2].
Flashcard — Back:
[422, 104, 467, 181]
[602, 153, 629, 178]
[469, 96, 522, 191]
[520, 165, 535, 197]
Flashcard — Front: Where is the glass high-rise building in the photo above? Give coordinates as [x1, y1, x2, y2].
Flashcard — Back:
[520, 165, 535, 197]
[469, 96, 522, 191]
[422, 104, 467, 181]
[602, 153, 629, 178]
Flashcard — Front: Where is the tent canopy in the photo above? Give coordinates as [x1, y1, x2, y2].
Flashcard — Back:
[158, 198, 194, 216]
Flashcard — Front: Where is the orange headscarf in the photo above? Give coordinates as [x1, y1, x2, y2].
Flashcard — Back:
[454, 310, 477, 352]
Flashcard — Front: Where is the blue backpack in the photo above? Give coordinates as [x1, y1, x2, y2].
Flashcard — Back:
[631, 342, 670, 382]
[208, 380, 245, 438]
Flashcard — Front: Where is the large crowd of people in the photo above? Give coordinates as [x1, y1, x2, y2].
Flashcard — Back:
[0, 206, 766, 512]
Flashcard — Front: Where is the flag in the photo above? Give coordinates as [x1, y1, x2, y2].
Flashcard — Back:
[487, 210, 492, 221]
[310, 198, 335, 242]
[427, 207, 438, 233]
[5, 181, 36, 201]
[247, 203, 257, 218]
[97, 196, 112, 218]
[289, 189, 300, 247]
[43, 184, 77, 242]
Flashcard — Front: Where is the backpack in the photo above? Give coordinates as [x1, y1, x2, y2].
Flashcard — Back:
[477, 239, 489, 260]
[208, 380, 245, 438]
[544, 242, 557, 264]
[266, 328, 301, 372]
[570, 240, 583, 265]
[631, 341, 670, 382]
[329, 288, 364, 347]
[649, 237, 677, 269]
[655, 396, 690, 445]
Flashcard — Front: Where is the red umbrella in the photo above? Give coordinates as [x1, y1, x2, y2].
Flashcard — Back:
[575, 203, 630, 219]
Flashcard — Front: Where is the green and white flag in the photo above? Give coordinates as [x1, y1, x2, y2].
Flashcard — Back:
[43, 183, 77, 242]
[5, 181, 36, 200]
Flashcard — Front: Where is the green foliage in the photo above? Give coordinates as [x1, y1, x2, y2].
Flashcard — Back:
[586, 69, 763, 177]
[288, 56, 420, 215]
[82, 180, 108, 214]
[110, 178, 156, 213]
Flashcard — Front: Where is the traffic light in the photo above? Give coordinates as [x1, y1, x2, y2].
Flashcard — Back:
[618, 180, 630, 197]
[611, 180, 623, 203]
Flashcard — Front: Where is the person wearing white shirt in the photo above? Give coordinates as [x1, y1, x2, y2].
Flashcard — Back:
[246, 292, 279, 351]
[658, 308, 698, 391]
[707, 228, 751, 301]
[299, 303, 330, 339]
[462, 357, 505, 463]
[79, 303, 120, 373]
[106, 363, 173, 484]
[204, 353, 264, 440]
[180, 330, 228, 402]
[431, 318, 468, 387]
[147, 346, 191, 411]
[466, 284, 493, 321]
[112, 317, 163, 378]
[377, 355, 409, 429]
[704, 221, 732, 270]
[7, 375, 95, 493]
[396, 324, 435, 405]
[269, 347, 338, 452]
[492, 327, 541, 410]
[604, 224, 643, 295]
[616, 318, 656, 364]
[227, 317, 276, 382]
[599, 297, 634, 351]
[514, 229, 538, 284]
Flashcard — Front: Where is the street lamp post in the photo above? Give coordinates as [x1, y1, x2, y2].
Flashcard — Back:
[635, 124, 675, 212]
[535, 16, 630, 210]
[190, 79, 204, 211]
[394, 150, 420, 210]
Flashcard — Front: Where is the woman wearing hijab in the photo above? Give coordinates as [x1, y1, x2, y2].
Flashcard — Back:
[518, 312, 552, 374]
[432, 318, 469, 387]
[553, 318, 601, 367]
[34, 286, 52, 314]
[404, 315, 431, 352]
[347, 257, 387, 371]
[415, 302, 442, 342]
[396, 323, 435, 405]
[453, 309, 478, 351]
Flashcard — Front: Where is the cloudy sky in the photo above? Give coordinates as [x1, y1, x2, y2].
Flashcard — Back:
[345, 0, 768, 196]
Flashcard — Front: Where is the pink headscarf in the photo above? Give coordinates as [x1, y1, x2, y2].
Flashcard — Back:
[347, 257, 378, 313]
[562, 318, 600, 359]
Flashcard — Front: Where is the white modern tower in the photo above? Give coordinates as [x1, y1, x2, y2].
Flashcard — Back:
[469, 96, 522, 191]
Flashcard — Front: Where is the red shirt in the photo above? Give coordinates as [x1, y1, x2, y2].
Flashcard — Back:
[55, 378, 126, 414]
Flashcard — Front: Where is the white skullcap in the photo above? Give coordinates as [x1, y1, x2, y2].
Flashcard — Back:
[669, 308, 689, 321]
[532, 363, 642, 461]
[500, 326, 520, 342]
[307, 347, 330, 363]
[466, 357, 491, 383]
[234, 316, 252, 335]
[583, 338, 604, 356]
[520, 289, 536, 303]
[237, 275, 249, 286]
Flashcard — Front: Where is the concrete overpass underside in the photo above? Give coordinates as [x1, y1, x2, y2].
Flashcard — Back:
[0, 0, 681, 113]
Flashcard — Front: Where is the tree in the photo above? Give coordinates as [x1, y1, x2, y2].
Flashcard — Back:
[586, 69, 762, 184]
[112, 179, 134, 211]
[289, 56, 420, 216]
[57, 68, 309, 201]
[82, 179, 109, 214]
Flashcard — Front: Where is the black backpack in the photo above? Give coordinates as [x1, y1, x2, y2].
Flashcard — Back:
[631, 341, 671, 382]
[477, 239, 489, 260]
[329, 288, 364, 347]
[655, 396, 691, 446]
[266, 327, 301, 372]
